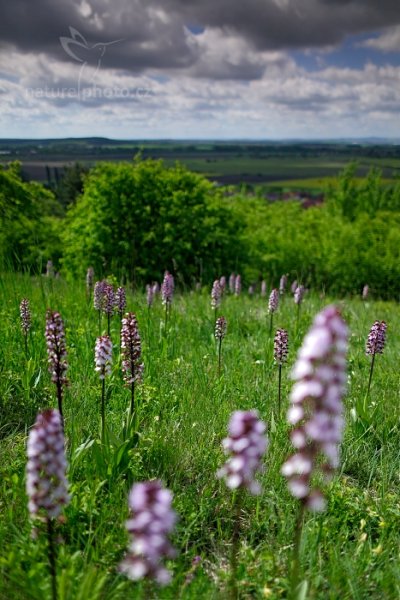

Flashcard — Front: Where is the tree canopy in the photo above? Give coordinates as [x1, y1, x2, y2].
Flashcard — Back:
[62, 158, 243, 283]
[0, 162, 62, 270]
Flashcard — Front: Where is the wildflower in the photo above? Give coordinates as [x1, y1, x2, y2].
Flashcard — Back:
[45, 310, 68, 418]
[235, 274, 241, 296]
[26, 409, 70, 519]
[268, 289, 279, 314]
[120, 481, 177, 586]
[94, 280, 107, 311]
[115, 286, 127, 317]
[161, 271, 174, 306]
[219, 276, 226, 294]
[362, 285, 369, 300]
[121, 313, 143, 414]
[366, 321, 387, 356]
[45, 311, 68, 385]
[152, 281, 160, 295]
[20, 298, 31, 337]
[279, 274, 288, 295]
[211, 279, 222, 310]
[121, 313, 143, 386]
[268, 288, 279, 333]
[95, 335, 113, 438]
[274, 328, 289, 415]
[95, 335, 113, 379]
[248, 285, 255, 296]
[261, 280, 267, 297]
[281, 305, 348, 511]
[215, 316, 227, 340]
[274, 329, 288, 365]
[294, 285, 305, 305]
[229, 273, 236, 294]
[365, 320, 387, 396]
[215, 316, 227, 376]
[103, 283, 115, 316]
[93, 280, 115, 317]
[217, 410, 268, 495]
[291, 280, 298, 294]
[146, 284, 154, 308]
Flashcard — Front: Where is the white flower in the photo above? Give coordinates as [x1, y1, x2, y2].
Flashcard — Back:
[282, 305, 348, 511]
[217, 410, 268, 495]
[120, 481, 177, 586]
[26, 409, 70, 519]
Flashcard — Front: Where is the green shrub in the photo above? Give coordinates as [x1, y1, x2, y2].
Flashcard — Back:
[0, 162, 62, 271]
[2, 157, 400, 297]
[229, 185, 400, 298]
[62, 158, 244, 284]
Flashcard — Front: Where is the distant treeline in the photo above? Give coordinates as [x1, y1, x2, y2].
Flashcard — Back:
[1, 158, 400, 298]
[2, 138, 400, 160]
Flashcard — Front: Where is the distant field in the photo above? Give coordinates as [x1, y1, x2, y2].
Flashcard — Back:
[1, 139, 400, 188]
[162, 157, 400, 186]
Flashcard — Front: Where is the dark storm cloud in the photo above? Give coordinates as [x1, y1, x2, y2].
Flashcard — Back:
[1, 0, 400, 77]
[0, 0, 197, 71]
[160, 0, 400, 50]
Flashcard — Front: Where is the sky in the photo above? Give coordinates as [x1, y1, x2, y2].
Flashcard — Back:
[0, 0, 399, 140]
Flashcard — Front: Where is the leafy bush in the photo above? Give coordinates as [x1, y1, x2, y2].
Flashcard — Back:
[230, 180, 400, 298]
[2, 157, 400, 297]
[325, 164, 400, 219]
[0, 162, 62, 271]
[62, 158, 244, 283]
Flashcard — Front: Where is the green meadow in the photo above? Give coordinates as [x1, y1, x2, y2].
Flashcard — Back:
[0, 273, 399, 599]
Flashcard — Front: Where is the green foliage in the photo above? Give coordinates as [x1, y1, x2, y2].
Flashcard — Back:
[2, 157, 400, 297]
[54, 162, 88, 210]
[62, 158, 243, 283]
[230, 167, 400, 297]
[326, 163, 400, 218]
[0, 162, 62, 271]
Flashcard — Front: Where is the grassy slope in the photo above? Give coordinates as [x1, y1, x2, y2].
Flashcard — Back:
[0, 273, 399, 599]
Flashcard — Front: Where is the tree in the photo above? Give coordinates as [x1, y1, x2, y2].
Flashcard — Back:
[62, 158, 243, 283]
[0, 162, 62, 271]
[55, 162, 88, 210]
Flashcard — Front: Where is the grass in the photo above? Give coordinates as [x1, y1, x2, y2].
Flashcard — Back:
[0, 272, 399, 599]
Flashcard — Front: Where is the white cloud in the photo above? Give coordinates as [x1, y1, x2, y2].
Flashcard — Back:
[182, 27, 295, 80]
[1, 37, 400, 138]
[78, 0, 92, 19]
[360, 26, 400, 52]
